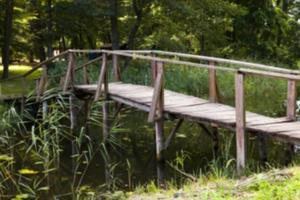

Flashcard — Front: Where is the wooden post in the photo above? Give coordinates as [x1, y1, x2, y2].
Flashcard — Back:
[69, 95, 77, 132]
[63, 52, 75, 92]
[151, 61, 165, 187]
[69, 94, 78, 171]
[36, 65, 48, 101]
[208, 61, 220, 158]
[148, 62, 164, 122]
[113, 54, 121, 81]
[287, 80, 297, 121]
[151, 59, 157, 86]
[208, 61, 218, 103]
[235, 72, 246, 175]
[94, 53, 108, 101]
[103, 98, 112, 187]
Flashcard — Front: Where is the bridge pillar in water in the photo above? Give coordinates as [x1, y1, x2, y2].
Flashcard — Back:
[149, 60, 166, 188]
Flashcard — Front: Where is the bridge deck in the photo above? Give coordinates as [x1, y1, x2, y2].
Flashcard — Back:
[74, 82, 300, 145]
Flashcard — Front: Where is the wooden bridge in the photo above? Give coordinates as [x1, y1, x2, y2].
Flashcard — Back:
[2, 49, 300, 185]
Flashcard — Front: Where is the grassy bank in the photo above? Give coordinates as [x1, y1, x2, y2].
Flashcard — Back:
[107, 166, 300, 200]
[0, 65, 41, 98]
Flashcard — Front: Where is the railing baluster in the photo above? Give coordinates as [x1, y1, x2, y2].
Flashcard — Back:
[151, 54, 157, 86]
[63, 52, 75, 92]
[36, 65, 48, 101]
[209, 61, 218, 103]
[113, 54, 121, 81]
[235, 72, 246, 175]
[148, 61, 164, 122]
[287, 80, 297, 121]
[94, 53, 108, 101]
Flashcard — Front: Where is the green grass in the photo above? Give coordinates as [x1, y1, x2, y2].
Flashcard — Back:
[119, 167, 300, 200]
[0, 65, 42, 79]
[0, 65, 42, 98]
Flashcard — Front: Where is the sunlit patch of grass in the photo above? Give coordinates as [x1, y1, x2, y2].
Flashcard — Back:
[0, 65, 42, 98]
[0, 65, 42, 79]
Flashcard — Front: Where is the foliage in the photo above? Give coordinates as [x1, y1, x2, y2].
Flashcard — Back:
[0, 0, 300, 67]
[124, 167, 300, 200]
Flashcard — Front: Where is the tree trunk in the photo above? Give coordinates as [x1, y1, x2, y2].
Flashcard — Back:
[200, 34, 205, 55]
[126, 0, 142, 50]
[46, 0, 53, 58]
[2, 0, 14, 79]
[109, 0, 120, 50]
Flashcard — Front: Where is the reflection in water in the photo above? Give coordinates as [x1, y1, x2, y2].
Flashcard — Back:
[65, 102, 299, 190]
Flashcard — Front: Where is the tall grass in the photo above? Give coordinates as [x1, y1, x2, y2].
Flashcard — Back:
[0, 89, 122, 199]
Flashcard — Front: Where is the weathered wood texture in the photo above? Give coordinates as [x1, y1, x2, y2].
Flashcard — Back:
[36, 65, 48, 101]
[235, 72, 246, 175]
[94, 53, 108, 101]
[113, 54, 121, 81]
[74, 82, 300, 145]
[287, 80, 297, 121]
[208, 61, 218, 103]
[148, 61, 164, 122]
[63, 52, 75, 92]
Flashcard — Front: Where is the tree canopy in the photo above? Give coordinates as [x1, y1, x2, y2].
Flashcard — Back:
[1, 0, 300, 74]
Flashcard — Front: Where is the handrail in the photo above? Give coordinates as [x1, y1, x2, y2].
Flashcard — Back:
[3, 48, 300, 84]
[0, 50, 69, 82]
[68, 49, 300, 80]
[117, 50, 300, 75]
[69, 49, 236, 72]
[48, 55, 103, 79]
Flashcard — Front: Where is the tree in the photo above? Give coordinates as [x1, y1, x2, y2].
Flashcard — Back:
[109, 0, 120, 50]
[2, 0, 14, 79]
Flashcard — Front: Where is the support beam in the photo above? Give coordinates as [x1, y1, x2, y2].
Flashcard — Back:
[155, 118, 165, 188]
[287, 80, 297, 121]
[69, 94, 77, 132]
[149, 61, 166, 188]
[235, 72, 246, 175]
[103, 97, 112, 188]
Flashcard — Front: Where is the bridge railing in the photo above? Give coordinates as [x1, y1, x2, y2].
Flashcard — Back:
[68, 49, 300, 174]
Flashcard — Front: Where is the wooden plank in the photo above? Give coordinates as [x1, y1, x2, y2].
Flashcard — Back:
[235, 72, 246, 175]
[94, 54, 108, 101]
[287, 80, 297, 121]
[209, 61, 218, 103]
[73, 82, 300, 146]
